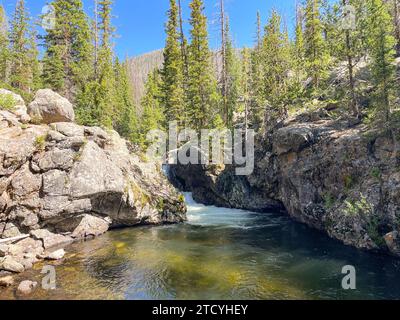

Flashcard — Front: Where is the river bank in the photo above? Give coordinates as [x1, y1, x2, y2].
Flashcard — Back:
[0, 88, 186, 291]
[1, 193, 399, 300]
[170, 110, 400, 258]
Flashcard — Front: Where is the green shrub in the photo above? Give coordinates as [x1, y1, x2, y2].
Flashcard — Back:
[34, 135, 47, 151]
[323, 192, 335, 210]
[343, 194, 373, 217]
[367, 216, 385, 247]
[370, 167, 381, 180]
[0, 94, 16, 111]
[157, 199, 165, 212]
[139, 152, 150, 163]
[343, 200, 358, 216]
[344, 175, 354, 191]
[30, 115, 42, 125]
[178, 194, 185, 203]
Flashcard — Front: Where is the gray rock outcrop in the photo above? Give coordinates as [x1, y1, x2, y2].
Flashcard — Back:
[170, 114, 400, 257]
[0, 89, 31, 124]
[28, 89, 75, 124]
[0, 89, 186, 276]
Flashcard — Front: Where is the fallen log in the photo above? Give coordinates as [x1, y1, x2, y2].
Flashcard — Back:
[0, 234, 29, 245]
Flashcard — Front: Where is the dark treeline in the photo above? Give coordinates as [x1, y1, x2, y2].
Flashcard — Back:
[0, 0, 399, 149]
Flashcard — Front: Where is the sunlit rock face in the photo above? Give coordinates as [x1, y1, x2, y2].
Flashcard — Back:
[170, 112, 400, 257]
[0, 89, 186, 275]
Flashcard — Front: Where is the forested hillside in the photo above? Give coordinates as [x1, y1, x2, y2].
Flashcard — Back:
[0, 0, 399, 149]
[128, 50, 163, 109]
[128, 49, 230, 111]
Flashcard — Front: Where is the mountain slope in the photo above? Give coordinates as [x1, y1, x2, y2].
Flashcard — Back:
[127, 50, 164, 109]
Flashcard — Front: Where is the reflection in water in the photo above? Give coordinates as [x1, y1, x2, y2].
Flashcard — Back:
[1, 193, 400, 300]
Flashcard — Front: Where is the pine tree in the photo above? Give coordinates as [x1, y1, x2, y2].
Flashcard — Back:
[42, 0, 93, 101]
[114, 58, 138, 142]
[261, 10, 291, 129]
[291, 3, 307, 100]
[96, 0, 116, 128]
[304, 0, 330, 91]
[0, 5, 9, 84]
[187, 0, 220, 130]
[366, 0, 396, 122]
[162, 0, 186, 127]
[29, 28, 41, 91]
[387, 0, 400, 55]
[249, 12, 265, 130]
[219, 0, 228, 124]
[256, 11, 262, 49]
[223, 17, 241, 127]
[139, 69, 165, 148]
[177, 0, 189, 81]
[94, 0, 100, 79]
[9, 0, 36, 93]
[218, 1, 241, 128]
[240, 47, 252, 139]
[337, 0, 367, 117]
[321, 0, 342, 58]
[295, 5, 305, 65]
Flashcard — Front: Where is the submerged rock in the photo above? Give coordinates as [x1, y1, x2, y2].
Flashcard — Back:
[46, 249, 66, 260]
[17, 280, 37, 295]
[0, 256, 24, 273]
[385, 232, 400, 256]
[71, 215, 110, 239]
[0, 275, 14, 287]
[30, 230, 72, 250]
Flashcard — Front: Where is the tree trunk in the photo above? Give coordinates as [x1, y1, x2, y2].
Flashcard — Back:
[177, 0, 188, 78]
[94, 0, 99, 79]
[343, 0, 359, 117]
[394, 0, 400, 55]
[220, 0, 228, 125]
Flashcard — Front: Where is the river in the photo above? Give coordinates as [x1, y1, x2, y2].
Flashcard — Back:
[1, 193, 400, 300]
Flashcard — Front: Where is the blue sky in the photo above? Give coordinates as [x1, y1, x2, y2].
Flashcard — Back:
[2, 0, 299, 58]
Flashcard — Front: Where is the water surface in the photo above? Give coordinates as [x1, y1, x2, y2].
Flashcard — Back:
[1, 193, 400, 300]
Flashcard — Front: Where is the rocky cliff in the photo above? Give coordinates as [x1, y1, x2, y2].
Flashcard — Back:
[0, 89, 186, 277]
[170, 111, 400, 257]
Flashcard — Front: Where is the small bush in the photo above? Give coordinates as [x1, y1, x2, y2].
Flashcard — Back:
[370, 167, 381, 180]
[343, 194, 373, 217]
[34, 135, 47, 151]
[178, 194, 185, 203]
[157, 199, 165, 211]
[344, 175, 354, 191]
[323, 192, 335, 210]
[30, 115, 42, 125]
[367, 216, 385, 247]
[139, 152, 150, 163]
[129, 181, 150, 207]
[0, 94, 16, 111]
